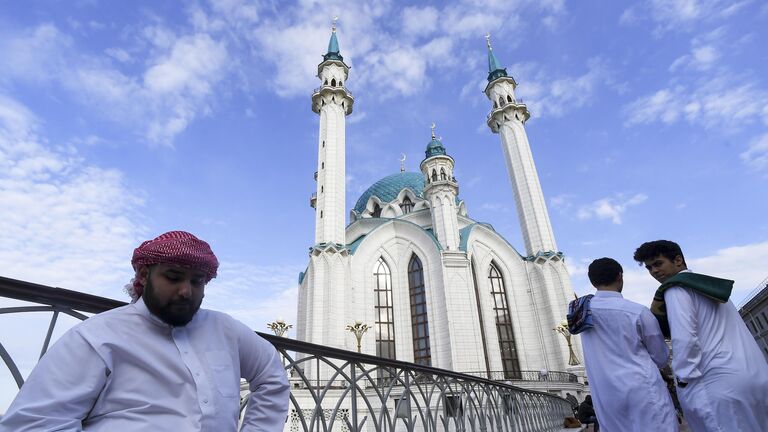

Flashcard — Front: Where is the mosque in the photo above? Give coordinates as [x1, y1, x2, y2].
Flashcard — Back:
[295, 24, 584, 394]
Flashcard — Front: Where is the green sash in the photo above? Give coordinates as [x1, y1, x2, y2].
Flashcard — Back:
[650, 272, 733, 338]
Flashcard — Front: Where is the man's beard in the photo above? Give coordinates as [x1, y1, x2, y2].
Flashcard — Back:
[143, 278, 202, 326]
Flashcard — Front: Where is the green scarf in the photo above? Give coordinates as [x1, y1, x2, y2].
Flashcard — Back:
[650, 272, 734, 338]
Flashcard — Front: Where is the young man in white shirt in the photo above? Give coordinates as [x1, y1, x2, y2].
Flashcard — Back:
[580, 257, 679, 432]
[635, 240, 768, 432]
[0, 231, 290, 431]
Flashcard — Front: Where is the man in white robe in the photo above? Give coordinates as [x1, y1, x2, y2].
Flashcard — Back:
[0, 231, 290, 431]
[635, 240, 768, 432]
[580, 257, 679, 432]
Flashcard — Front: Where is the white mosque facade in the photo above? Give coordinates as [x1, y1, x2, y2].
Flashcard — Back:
[296, 28, 583, 388]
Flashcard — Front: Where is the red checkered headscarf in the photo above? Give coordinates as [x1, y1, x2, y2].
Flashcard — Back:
[125, 231, 219, 302]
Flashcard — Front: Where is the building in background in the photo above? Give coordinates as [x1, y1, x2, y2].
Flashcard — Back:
[739, 277, 768, 361]
[296, 25, 584, 395]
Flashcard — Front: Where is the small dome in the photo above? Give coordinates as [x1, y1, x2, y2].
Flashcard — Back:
[353, 172, 425, 214]
[425, 138, 446, 158]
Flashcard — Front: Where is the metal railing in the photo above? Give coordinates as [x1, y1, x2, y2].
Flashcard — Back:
[0, 276, 573, 431]
[463, 370, 578, 384]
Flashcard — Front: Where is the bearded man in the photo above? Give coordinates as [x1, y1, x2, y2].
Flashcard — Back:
[0, 231, 290, 431]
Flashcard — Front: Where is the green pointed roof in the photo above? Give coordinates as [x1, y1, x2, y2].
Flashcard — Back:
[486, 35, 508, 82]
[323, 29, 343, 62]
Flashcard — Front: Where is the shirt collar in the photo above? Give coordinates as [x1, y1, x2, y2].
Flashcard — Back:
[594, 290, 623, 298]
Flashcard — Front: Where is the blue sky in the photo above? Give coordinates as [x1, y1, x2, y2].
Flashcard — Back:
[1, 0, 767, 410]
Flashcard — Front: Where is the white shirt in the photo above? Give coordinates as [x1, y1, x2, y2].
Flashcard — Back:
[0, 298, 290, 431]
[665, 275, 768, 432]
[580, 290, 678, 432]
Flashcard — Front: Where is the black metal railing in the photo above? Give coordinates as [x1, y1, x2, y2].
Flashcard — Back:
[463, 370, 579, 384]
[1, 275, 573, 431]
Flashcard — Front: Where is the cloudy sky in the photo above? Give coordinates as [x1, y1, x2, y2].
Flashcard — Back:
[1, 0, 767, 410]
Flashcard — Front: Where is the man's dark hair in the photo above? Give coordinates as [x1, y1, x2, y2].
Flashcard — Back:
[588, 257, 623, 287]
[633, 240, 686, 266]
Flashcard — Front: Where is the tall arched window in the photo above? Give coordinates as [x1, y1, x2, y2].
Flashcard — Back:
[488, 262, 521, 379]
[400, 197, 413, 214]
[408, 254, 430, 366]
[374, 258, 396, 360]
[440, 168, 447, 181]
[431, 169, 438, 182]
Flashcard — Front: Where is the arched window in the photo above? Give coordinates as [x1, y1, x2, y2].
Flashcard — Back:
[371, 203, 382, 218]
[440, 168, 447, 181]
[374, 258, 396, 360]
[489, 262, 521, 379]
[400, 197, 413, 214]
[331, 78, 337, 87]
[507, 95, 513, 103]
[431, 169, 438, 182]
[498, 96, 504, 107]
[408, 254, 430, 366]
[324, 79, 328, 85]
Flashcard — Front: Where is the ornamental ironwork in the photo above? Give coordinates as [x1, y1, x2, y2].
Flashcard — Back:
[0, 275, 573, 431]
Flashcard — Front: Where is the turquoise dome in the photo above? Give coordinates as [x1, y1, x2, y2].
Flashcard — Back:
[353, 172, 425, 214]
[425, 138, 446, 158]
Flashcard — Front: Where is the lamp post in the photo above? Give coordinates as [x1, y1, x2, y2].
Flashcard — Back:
[554, 319, 580, 366]
[346, 320, 370, 353]
[267, 318, 293, 337]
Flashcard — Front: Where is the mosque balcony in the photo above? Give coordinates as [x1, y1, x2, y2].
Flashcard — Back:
[309, 192, 317, 209]
[486, 99, 531, 126]
[0, 275, 578, 432]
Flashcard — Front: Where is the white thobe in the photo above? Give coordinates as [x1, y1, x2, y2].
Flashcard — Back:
[580, 291, 679, 432]
[0, 298, 290, 431]
[665, 277, 768, 432]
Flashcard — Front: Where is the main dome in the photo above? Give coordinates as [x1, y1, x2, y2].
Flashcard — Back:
[353, 172, 425, 214]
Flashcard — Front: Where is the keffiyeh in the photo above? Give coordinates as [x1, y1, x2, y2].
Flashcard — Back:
[125, 231, 219, 301]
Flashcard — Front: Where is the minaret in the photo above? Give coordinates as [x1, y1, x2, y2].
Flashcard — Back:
[311, 19, 354, 246]
[420, 124, 460, 251]
[483, 34, 557, 257]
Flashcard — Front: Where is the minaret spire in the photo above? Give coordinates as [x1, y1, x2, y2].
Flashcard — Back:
[311, 21, 354, 246]
[482, 34, 557, 257]
[324, 16, 343, 62]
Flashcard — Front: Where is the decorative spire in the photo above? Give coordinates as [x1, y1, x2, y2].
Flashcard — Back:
[400, 153, 406, 172]
[485, 33, 508, 82]
[324, 16, 343, 62]
[431, 122, 436, 140]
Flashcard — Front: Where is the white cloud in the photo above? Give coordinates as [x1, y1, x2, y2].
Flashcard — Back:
[623, 76, 768, 130]
[402, 6, 439, 38]
[740, 133, 768, 171]
[621, 0, 754, 34]
[0, 25, 230, 146]
[0, 94, 147, 295]
[577, 193, 648, 225]
[192, 261, 304, 334]
[513, 58, 612, 118]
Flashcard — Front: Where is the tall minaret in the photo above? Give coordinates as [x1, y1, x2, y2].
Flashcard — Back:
[420, 124, 460, 251]
[311, 19, 354, 246]
[483, 34, 557, 257]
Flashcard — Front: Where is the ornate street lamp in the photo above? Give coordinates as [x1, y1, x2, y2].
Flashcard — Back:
[554, 319, 580, 366]
[346, 320, 371, 353]
[267, 318, 293, 337]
